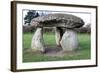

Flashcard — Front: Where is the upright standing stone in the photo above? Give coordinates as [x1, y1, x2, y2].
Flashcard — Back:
[55, 27, 63, 46]
[30, 13, 84, 52]
[31, 28, 45, 52]
[60, 29, 79, 51]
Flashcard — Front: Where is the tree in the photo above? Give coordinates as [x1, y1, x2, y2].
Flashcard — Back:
[24, 10, 39, 25]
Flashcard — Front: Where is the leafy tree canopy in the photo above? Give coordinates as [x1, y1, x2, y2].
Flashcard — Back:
[24, 10, 39, 25]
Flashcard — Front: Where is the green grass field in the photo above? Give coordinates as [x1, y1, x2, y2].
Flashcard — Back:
[23, 32, 91, 62]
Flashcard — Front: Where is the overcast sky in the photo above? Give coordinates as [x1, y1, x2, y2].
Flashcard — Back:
[23, 10, 91, 26]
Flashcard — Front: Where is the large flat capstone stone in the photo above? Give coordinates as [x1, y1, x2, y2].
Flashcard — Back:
[31, 14, 84, 28]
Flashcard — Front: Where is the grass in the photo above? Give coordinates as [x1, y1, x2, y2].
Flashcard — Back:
[23, 32, 56, 49]
[23, 32, 91, 62]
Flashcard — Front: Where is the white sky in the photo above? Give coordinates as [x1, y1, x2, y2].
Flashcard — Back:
[23, 10, 91, 26]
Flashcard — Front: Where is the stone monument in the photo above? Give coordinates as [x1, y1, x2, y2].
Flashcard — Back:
[30, 13, 84, 52]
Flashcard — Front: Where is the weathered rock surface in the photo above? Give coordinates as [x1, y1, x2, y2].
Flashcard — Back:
[30, 13, 85, 52]
[55, 27, 64, 46]
[31, 13, 84, 28]
[60, 29, 79, 51]
[31, 28, 45, 52]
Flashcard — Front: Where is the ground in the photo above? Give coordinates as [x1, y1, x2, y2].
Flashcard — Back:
[23, 32, 91, 62]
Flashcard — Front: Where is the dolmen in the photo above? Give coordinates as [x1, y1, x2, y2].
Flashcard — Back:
[30, 13, 84, 53]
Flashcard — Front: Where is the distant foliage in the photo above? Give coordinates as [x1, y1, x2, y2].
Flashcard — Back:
[23, 24, 91, 34]
[85, 23, 91, 33]
[24, 10, 51, 25]
[24, 10, 39, 25]
[43, 27, 55, 33]
[23, 25, 36, 33]
[23, 26, 54, 33]
[75, 23, 91, 34]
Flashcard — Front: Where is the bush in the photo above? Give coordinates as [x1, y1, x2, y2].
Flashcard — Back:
[23, 25, 55, 33]
[23, 24, 91, 34]
[43, 27, 55, 33]
[75, 23, 91, 34]
[23, 25, 36, 33]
